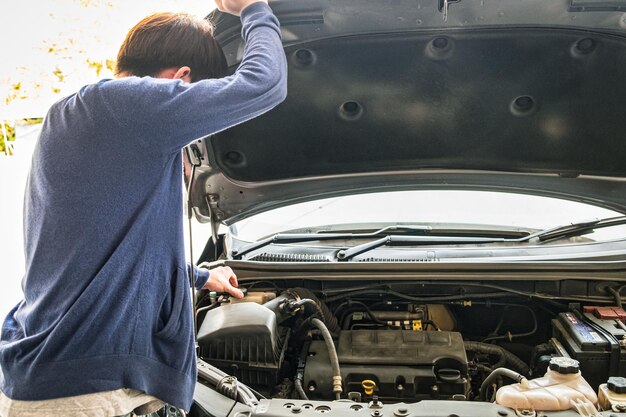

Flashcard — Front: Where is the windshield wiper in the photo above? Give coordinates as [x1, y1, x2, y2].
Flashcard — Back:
[232, 216, 626, 261]
[523, 215, 626, 243]
[232, 225, 526, 259]
[232, 225, 433, 258]
[336, 216, 626, 260]
[336, 235, 512, 260]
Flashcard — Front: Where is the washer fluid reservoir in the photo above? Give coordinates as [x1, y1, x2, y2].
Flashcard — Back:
[495, 358, 598, 411]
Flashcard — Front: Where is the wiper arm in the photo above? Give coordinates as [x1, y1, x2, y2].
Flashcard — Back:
[335, 215, 626, 260]
[336, 235, 511, 261]
[522, 215, 626, 243]
[233, 216, 626, 260]
[234, 224, 535, 259]
[231, 225, 433, 258]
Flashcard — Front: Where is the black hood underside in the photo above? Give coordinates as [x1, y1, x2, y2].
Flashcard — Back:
[188, 1, 626, 224]
[212, 27, 626, 181]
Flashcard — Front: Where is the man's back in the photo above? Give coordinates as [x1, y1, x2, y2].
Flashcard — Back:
[0, 2, 287, 412]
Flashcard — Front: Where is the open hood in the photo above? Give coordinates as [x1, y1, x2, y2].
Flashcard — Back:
[187, 0, 626, 227]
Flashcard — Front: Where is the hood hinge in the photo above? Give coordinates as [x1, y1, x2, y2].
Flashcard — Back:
[205, 194, 224, 244]
[438, 0, 461, 21]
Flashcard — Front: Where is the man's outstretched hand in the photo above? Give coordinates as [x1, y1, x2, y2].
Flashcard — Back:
[215, 0, 268, 16]
[203, 266, 244, 298]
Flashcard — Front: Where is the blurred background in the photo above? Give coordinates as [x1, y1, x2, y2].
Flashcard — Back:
[0, 0, 216, 318]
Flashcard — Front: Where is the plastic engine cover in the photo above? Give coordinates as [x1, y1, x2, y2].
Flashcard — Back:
[197, 302, 289, 386]
[303, 330, 468, 401]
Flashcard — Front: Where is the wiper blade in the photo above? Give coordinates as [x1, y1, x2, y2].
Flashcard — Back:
[233, 216, 626, 261]
[336, 235, 511, 261]
[232, 224, 528, 259]
[523, 215, 626, 243]
[232, 225, 433, 258]
[336, 216, 626, 260]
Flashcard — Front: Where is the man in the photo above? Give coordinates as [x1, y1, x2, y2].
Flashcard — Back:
[0, 0, 287, 415]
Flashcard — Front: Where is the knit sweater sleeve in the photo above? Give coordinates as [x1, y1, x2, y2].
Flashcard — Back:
[186, 263, 211, 290]
[99, 2, 287, 152]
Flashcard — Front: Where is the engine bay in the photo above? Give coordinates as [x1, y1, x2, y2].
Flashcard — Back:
[193, 276, 626, 414]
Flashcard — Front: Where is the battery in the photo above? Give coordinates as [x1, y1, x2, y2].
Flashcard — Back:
[583, 306, 626, 322]
[552, 311, 626, 389]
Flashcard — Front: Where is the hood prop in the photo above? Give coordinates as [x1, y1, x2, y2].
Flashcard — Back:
[185, 144, 203, 338]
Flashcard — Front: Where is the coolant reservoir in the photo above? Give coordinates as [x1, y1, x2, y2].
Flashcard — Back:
[598, 377, 626, 412]
[495, 358, 598, 411]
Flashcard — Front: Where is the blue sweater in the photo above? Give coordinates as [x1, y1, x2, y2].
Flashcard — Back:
[0, 3, 286, 411]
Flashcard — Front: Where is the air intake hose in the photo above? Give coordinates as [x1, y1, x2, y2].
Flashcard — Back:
[479, 367, 527, 401]
[287, 288, 341, 334]
[465, 341, 530, 376]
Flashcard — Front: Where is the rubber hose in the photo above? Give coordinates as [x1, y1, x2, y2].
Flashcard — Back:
[501, 350, 530, 376]
[479, 367, 526, 401]
[290, 299, 325, 319]
[340, 306, 389, 330]
[198, 361, 257, 406]
[608, 286, 623, 309]
[465, 341, 529, 376]
[311, 318, 342, 400]
[290, 288, 341, 334]
[529, 342, 553, 373]
[216, 376, 238, 400]
[475, 364, 493, 374]
[465, 341, 506, 368]
[294, 378, 309, 400]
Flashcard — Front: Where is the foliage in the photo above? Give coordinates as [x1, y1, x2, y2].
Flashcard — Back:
[86, 59, 117, 78]
[1, 119, 43, 155]
[1, 0, 119, 118]
[2, 0, 211, 122]
[0, 122, 16, 155]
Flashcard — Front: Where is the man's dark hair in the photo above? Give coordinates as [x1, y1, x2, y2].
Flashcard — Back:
[116, 12, 228, 82]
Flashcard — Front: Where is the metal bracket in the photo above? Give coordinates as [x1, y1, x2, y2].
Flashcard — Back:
[514, 409, 536, 417]
[438, 0, 461, 21]
[185, 143, 203, 167]
[205, 194, 224, 243]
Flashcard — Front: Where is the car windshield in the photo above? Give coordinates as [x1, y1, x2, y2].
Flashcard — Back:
[232, 190, 626, 242]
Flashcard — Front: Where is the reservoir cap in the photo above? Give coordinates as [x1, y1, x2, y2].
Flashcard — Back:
[549, 357, 580, 374]
[608, 377, 626, 394]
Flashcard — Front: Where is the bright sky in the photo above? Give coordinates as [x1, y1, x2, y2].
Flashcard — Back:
[1, 0, 217, 119]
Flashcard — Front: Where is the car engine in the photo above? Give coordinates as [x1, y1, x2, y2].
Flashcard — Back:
[195, 281, 626, 406]
[302, 329, 468, 401]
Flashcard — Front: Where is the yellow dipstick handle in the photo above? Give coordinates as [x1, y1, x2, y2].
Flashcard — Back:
[362, 379, 376, 396]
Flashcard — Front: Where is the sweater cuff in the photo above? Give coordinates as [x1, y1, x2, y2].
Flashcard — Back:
[240, 2, 282, 42]
[190, 264, 210, 290]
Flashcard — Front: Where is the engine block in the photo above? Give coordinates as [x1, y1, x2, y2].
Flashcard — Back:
[302, 330, 469, 401]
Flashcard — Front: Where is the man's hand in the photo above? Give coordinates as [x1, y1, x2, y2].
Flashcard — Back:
[215, 0, 268, 16]
[203, 266, 244, 298]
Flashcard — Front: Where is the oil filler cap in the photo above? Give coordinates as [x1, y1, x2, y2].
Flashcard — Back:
[608, 377, 626, 394]
[549, 357, 580, 374]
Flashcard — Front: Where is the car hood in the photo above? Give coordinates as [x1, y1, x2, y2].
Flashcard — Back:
[187, 0, 626, 228]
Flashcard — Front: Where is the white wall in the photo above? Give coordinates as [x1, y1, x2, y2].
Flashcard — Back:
[0, 125, 39, 318]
